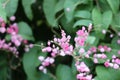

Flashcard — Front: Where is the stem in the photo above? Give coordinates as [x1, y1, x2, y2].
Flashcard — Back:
[51, 28, 61, 38]
[56, 12, 64, 21]
[48, 73, 57, 80]
[2, 0, 10, 8]
[95, 0, 100, 9]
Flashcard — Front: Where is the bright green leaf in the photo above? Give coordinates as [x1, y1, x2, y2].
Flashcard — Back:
[60, 15, 74, 33]
[96, 66, 120, 80]
[111, 12, 120, 28]
[5, 0, 19, 17]
[56, 64, 74, 80]
[71, 60, 77, 75]
[64, 0, 76, 22]
[111, 36, 120, 49]
[74, 10, 91, 19]
[18, 22, 34, 41]
[98, 0, 111, 11]
[22, 0, 35, 20]
[92, 7, 102, 26]
[43, 0, 57, 27]
[23, 46, 46, 80]
[102, 10, 112, 29]
[86, 36, 96, 45]
[106, 0, 119, 14]
[55, 0, 65, 13]
[92, 7, 104, 39]
[73, 19, 92, 28]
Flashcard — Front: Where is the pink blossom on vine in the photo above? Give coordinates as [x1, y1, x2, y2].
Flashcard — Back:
[7, 23, 18, 34]
[76, 62, 90, 72]
[0, 27, 6, 33]
[104, 61, 110, 67]
[11, 34, 23, 46]
[10, 16, 16, 21]
[118, 50, 120, 54]
[117, 39, 120, 44]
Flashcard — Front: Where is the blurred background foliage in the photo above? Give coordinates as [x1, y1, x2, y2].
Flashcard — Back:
[0, 0, 120, 80]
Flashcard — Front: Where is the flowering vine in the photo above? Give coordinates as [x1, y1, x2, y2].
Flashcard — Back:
[38, 23, 120, 80]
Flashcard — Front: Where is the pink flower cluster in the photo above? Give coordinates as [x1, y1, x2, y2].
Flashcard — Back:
[104, 55, 120, 69]
[0, 39, 19, 55]
[38, 56, 54, 73]
[76, 62, 92, 80]
[0, 17, 33, 56]
[42, 30, 73, 57]
[74, 26, 89, 47]
[86, 45, 111, 63]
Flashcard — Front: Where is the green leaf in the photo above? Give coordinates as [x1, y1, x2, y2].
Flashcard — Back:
[56, 64, 74, 80]
[23, 47, 46, 80]
[73, 19, 92, 28]
[111, 36, 120, 49]
[64, 0, 76, 22]
[106, 0, 119, 14]
[55, 0, 65, 13]
[18, 22, 34, 41]
[96, 66, 120, 80]
[71, 60, 77, 75]
[38, 72, 55, 80]
[60, 15, 74, 33]
[22, 0, 35, 20]
[102, 10, 112, 29]
[94, 77, 101, 80]
[0, 53, 8, 80]
[43, 0, 57, 26]
[92, 7, 104, 39]
[0, 2, 6, 21]
[111, 12, 120, 28]
[86, 36, 96, 45]
[98, 0, 111, 11]
[74, 10, 91, 19]
[92, 7, 102, 26]
[5, 0, 18, 17]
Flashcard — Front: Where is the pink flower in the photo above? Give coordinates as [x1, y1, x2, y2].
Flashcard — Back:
[86, 75, 92, 80]
[90, 46, 97, 53]
[118, 50, 120, 55]
[117, 39, 120, 44]
[101, 53, 107, 59]
[0, 27, 6, 33]
[10, 16, 16, 21]
[38, 56, 45, 61]
[42, 47, 52, 52]
[39, 66, 44, 70]
[93, 58, 98, 63]
[79, 48, 85, 53]
[76, 62, 90, 72]
[0, 17, 4, 22]
[113, 64, 119, 69]
[114, 59, 120, 65]
[104, 61, 110, 67]
[7, 23, 18, 34]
